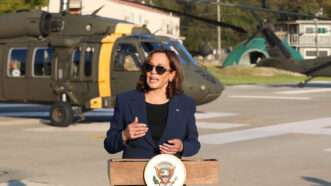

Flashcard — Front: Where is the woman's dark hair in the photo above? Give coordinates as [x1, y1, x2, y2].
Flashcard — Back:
[136, 49, 183, 98]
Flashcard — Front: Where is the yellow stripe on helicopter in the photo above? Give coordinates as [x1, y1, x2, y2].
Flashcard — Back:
[90, 24, 136, 109]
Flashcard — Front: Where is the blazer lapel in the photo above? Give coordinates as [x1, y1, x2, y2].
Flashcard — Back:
[129, 91, 156, 148]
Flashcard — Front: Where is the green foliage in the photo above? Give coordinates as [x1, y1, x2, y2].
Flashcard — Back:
[0, 0, 47, 13]
[206, 65, 309, 85]
[152, 0, 331, 54]
[1, 0, 331, 54]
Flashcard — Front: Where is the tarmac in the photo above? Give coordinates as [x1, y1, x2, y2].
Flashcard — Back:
[0, 81, 331, 186]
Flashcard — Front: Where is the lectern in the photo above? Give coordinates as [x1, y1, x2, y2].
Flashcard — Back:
[108, 159, 220, 186]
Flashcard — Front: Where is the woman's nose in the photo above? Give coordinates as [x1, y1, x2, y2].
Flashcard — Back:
[151, 67, 157, 74]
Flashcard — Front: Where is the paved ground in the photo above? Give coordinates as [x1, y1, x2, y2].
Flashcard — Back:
[0, 81, 331, 186]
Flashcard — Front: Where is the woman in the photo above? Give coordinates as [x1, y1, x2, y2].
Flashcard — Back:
[104, 49, 200, 158]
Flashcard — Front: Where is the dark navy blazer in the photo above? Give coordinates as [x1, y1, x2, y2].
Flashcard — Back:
[104, 90, 200, 159]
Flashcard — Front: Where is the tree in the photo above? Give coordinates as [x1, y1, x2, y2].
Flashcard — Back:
[123, 1, 331, 54]
[0, 0, 47, 13]
[4, 0, 329, 55]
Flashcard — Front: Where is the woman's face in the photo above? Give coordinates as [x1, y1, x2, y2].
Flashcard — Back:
[146, 53, 176, 92]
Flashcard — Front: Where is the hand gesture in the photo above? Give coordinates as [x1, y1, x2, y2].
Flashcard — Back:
[159, 139, 183, 155]
[122, 117, 148, 142]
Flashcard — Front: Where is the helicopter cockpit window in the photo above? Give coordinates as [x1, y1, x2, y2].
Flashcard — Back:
[84, 47, 94, 77]
[8, 48, 27, 77]
[114, 43, 141, 72]
[72, 48, 81, 77]
[33, 48, 53, 77]
[164, 40, 199, 65]
[141, 42, 161, 57]
[141, 41, 198, 65]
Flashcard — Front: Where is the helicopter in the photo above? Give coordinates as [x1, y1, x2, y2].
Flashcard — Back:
[215, 1, 331, 87]
[0, 1, 249, 127]
[255, 24, 331, 87]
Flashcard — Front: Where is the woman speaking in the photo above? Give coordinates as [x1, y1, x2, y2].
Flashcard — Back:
[104, 49, 200, 158]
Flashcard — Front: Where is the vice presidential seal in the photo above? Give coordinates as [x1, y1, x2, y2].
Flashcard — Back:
[144, 154, 186, 186]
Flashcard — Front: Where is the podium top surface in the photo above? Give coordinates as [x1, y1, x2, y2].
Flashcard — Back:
[109, 158, 218, 162]
[108, 158, 220, 185]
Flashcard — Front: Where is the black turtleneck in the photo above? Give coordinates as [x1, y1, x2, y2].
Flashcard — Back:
[145, 101, 169, 144]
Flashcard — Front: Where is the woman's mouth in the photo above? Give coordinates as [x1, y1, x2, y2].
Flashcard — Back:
[149, 77, 159, 83]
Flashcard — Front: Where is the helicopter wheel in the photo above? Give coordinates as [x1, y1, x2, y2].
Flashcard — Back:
[50, 102, 74, 127]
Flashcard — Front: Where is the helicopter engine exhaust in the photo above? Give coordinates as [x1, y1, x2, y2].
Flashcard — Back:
[0, 10, 54, 38]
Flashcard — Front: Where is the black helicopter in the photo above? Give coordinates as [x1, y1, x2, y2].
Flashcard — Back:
[217, 1, 331, 87]
[0, 0, 248, 126]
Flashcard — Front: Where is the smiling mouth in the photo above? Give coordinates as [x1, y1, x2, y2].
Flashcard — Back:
[149, 77, 159, 83]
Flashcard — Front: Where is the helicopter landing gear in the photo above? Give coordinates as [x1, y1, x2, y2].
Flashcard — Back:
[50, 102, 74, 127]
[72, 107, 86, 123]
[298, 76, 313, 88]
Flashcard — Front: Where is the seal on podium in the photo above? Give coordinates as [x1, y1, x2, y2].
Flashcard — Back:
[144, 154, 186, 186]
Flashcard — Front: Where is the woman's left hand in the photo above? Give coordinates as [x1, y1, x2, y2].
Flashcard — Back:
[159, 139, 183, 154]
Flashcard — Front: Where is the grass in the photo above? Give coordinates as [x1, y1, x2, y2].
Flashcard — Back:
[206, 65, 331, 85]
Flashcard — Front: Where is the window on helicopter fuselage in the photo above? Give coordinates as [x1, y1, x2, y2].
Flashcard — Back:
[114, 43, 141, 72]
[84, 47, 94, 77]
[8, 48, 27, 77]
[72, 48, 81, 77]
[33, 48, 53, 77]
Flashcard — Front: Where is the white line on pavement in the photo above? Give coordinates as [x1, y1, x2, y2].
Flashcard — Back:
[324, 148, 331, 152]
[200, 118, 331, 145]
[277, 88, 331, 95]
[308, 80, 331, 84]
[197, 122, 248, 130]
[25, 124, 109, 132]
[195, 112, 238, 119]
[0, 111, 222, 120]
[24, 112, 241, 132]
[228, 95, 311, 100]
[26, 121, 248, 132]
[0, 110, 114, 118]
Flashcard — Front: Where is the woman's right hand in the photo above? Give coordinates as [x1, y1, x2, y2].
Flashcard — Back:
[122, 117, 148, 142]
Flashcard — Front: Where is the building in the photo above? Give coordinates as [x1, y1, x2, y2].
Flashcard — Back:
[44, 0, 181, 40]
[276, 20, 331, 59]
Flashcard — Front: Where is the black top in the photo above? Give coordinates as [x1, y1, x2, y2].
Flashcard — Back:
[145, 101, 169, 144]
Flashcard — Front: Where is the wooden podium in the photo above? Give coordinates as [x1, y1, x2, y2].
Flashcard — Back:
[108, 159, 220, 186]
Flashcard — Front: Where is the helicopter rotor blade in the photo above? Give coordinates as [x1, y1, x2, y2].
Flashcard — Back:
[91, 4, 105, 16]
[128, 1, 247, 34]
[213, 1, 331, 20]
[243, 29, 260, 46]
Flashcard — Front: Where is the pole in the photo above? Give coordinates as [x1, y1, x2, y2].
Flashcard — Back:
[314, 18, 319, 58]
[217, 0, 221, 62]
[60, 0, 64, 12]
[60, 0, 69, 12]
